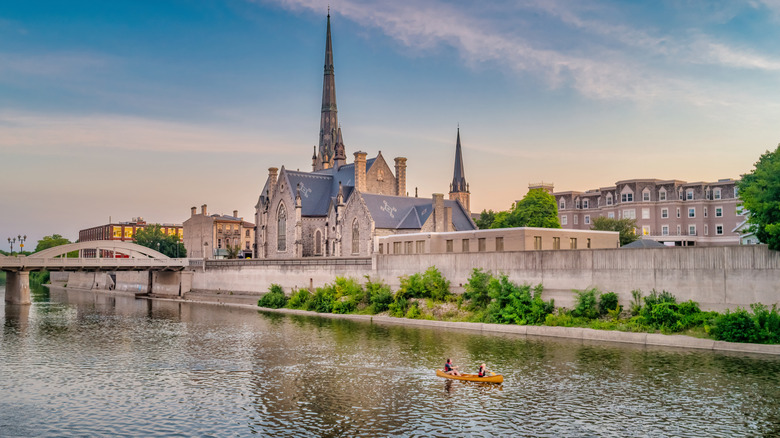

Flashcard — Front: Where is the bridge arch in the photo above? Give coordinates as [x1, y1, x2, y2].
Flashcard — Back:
[31, 241, 169, 259]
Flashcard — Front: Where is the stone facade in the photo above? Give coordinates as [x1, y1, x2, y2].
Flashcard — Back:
[553, 178, 746, 246]
[253, 15, 476, 259]
[183, 204, 255, 259]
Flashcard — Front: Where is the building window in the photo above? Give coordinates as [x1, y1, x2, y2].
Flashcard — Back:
[716, 225, 723, 235]
[561, 215, 568, 225]
[642, 208, 650, 219]
[405, 241, 413, 254]
[734, 187, 739, 198]
[113, 227, 121, 238]
[606, 194, 613, 206]
[393, 242, 402, 254]
[496, 237, 504, 252]
[574, 215, 578, 225]
[688, 208, 695, 218]
[570, 238, 577, 249]
[478, 238, 486, 252]
[677, 225, 681, 235]
[583, 199, 589, 209]
[416, 240, 425, 254]
[587, 238, 591, 249]
[715, 207, 723, 217]
[584, 215, 590, 224]
[246, 230, 250, 237]
[659, 189, 666, 201]
[315, 230, 322, 255]
[446, 240, 453, 253]
[352, 220, 360, 255]
[277, 204, 287, 251]
[704, 207, 708, 217]
[621, 193, 633, 202]
[575, 198, 581, 208]
[642, 226, 650, 236]
[608, 212, 615, 219]
[623, 209, 636, 219]
[218, 238, 222, 249]
[689, 225, 696, 235]
[553, 237, 560, 250]
[677, 208, 681, 218]
[559, 199, 566, 210]
[687, 190, 694, 200]
[534, 236, 542, 250]
[123, 228, 132, 239]
[643, 190, 650, 201]
[705, 225, 709, 235]
[245, 241, 250, 250]
[714, 188, 721, 200]
[462, 239, 470, 252]
[378, 243, 384, 254]
[662, 225, 669, 236]
[661, 208, 668, 219]
[218, 224, 223, 232]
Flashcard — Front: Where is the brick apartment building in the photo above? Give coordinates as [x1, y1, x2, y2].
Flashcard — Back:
[78, 217, 183, 257]
[183, 205, 255, 259]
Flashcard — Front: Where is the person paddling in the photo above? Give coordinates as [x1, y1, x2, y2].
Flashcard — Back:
[444, 358, 462, 376]
[478, 363, 491, 377]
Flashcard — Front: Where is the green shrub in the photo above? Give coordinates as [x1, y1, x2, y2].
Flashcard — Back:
[644, 301, 681, 329]
[573, 288, 600, 319]
[365, 277, 394, 314]
[405, 301, 422, 319]
[397, 266, 452, 302]
[463, 268, 492, 310]
[629, 289, 643, 316]
[258, 284, 288, 309]
[485, 276, 553, 325]
[598, 292, 619, 316]
[752, 303, 780, 343]
[307, 287, 335, 313]
[711, 308, 760, 343]
[388, 297, 408, 317]
[286, 289, 311, 309]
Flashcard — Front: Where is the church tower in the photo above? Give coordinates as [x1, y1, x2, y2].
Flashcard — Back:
[448, 128, 470, 213]
[314, 12, 339, 171]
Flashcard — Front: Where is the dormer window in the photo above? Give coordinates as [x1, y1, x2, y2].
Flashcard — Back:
[575, 198, 581, 209]
[642, 188, 651, 202]
[559, 199, 566, 210]
[686, 189, 694, 200]
[606, 194, 613, 206]
[583, 199, 589, 209]
[714, 188, 721, 200]
[621, 193, 633, 202]
[659, 189, 667, 201]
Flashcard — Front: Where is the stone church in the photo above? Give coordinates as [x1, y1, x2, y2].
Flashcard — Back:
[254, 14, 476, 258]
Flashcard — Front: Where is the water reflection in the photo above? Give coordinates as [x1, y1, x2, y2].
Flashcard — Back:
[1, 286, 780, 437]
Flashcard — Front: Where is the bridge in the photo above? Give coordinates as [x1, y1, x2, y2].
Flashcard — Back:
[2, 241, 191, 305]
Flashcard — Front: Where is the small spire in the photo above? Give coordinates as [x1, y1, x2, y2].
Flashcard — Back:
[451, 127, 467, 193]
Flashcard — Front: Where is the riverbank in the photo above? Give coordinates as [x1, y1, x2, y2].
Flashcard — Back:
[145, 288, 780, 356]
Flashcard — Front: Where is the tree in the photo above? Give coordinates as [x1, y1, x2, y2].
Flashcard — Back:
[35, 234, 78, 257]
[475, 209, 496, 229]
[225, 243, 241, 259]
[489, 188, 561, 229]
[738, 144, 780, 250]
[591, 216, 639, 246]
[134, 224, 187, 258]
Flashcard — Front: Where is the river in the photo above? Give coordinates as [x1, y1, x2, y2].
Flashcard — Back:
[2, 285, 780, 437]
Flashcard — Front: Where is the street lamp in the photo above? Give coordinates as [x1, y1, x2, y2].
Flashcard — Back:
[18, 235, 26, 254]
[8, 237, 15, 255]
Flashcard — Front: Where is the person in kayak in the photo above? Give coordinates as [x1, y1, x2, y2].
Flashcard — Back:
[444, 358, 461, 376]
[478, 363, 490, 377]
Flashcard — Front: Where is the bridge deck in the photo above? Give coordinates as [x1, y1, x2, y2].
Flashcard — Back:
[0, 258, 190, 272]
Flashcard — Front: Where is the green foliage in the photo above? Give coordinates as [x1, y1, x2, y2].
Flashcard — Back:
[598, 292, 620, 316]
[34, 234, 78, 257]
[485, 276, 554, 325]
[738, 144, 780, 250]
[307, 287, 335, 313]
[286, 289, 311, 309]
[29, 271, 50, 286]
[134, 224, 187, 258]
[463, 268, 492, 310]
[573, 288, 600, 319]
[711, 308, 760, 343]
[258, 284, 288, 309]
[396, 266, 451, 302]
[629, 289, 643, 316]
[388, 297, 408, 317]
[591, 216, 639, 246]
[225, 243, 241, 259]
[475, 210, 496, 229]
[405, 301, 422, 319]
[365, 277, 393, 314]
[489, 188, 561, 229]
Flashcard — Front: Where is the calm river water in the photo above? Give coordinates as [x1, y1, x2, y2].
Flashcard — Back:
[2, 285, 780, 437]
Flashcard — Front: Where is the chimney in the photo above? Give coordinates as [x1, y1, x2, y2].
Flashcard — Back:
[268, 167, 279, 199]
[354, 151, 367, 192]
[433, 193, 445, 232]
[233, 210, 238, 218]
[201, 204, 208, 216]
[191, 206, 196, 217]
[394, 157, 407, 197]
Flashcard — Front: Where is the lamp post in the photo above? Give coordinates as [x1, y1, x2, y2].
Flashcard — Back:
[8, 237, 15, 255]
[18, 235, 26, 255]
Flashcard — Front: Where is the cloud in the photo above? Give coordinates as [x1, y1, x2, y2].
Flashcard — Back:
[262, 0, 780, 105]
[0, 111, 300, 155]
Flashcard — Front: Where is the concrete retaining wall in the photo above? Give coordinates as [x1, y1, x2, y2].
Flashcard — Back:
[114, 271, 151, 294]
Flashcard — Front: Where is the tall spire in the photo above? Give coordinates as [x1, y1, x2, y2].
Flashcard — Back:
[451, 128, 467, 192]
[316, 12, 339, 171]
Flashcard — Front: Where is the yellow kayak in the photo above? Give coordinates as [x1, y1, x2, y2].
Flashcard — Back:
[436, 369, 503, 384]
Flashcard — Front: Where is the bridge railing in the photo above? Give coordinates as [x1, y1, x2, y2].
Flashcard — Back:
[193, 257, 372, 268]
[0, 257, 190, 271]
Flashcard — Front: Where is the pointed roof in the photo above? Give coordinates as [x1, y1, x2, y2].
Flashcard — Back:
[451, 128, 468, 193]
[316, 13, 339, 170]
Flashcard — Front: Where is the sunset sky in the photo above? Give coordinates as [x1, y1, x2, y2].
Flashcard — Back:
[2, 0, 779, 249]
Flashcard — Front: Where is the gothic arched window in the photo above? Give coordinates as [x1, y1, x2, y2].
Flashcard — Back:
[277, 204, 287, 252]
[352, 220, 359, 255]
[315, 230, 322, 255]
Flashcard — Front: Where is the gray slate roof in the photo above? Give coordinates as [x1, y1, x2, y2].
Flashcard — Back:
[361, 193, 476, 231]
[621, 239, 667, 248]
[285, 159, 375, 217]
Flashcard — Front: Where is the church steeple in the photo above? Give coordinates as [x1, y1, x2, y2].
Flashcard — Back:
[449, 127, 470, 213]
[315, 12, 339, 171]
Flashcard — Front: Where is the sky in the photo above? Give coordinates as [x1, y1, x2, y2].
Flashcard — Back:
[2, 0, 779, 250]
